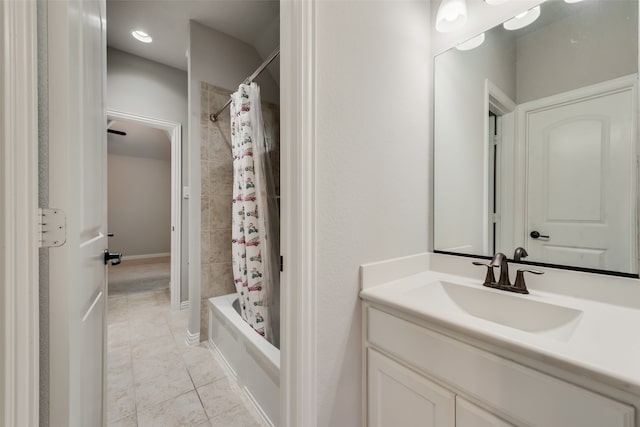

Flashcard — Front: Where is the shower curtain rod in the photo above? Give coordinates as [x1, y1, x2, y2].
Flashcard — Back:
[209, 47, 280, 123]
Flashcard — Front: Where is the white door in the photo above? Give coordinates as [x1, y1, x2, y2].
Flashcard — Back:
[526, 85, 636, 273]
[367, 349, 455, 427]
[48, 0, 108, 425]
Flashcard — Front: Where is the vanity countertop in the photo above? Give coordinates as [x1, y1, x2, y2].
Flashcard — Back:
[360, 267, 640, 395]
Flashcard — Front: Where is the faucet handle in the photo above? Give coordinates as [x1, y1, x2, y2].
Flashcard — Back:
[472, 261, 497, 286]
[513, 268, 544, 294]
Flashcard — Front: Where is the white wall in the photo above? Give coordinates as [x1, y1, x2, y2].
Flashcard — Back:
[253, 15, 280, 87]
[187, 21, 280, 336]
[515, 1, 638, 103]
[434, 29, 516, 254]
[108, 153, 171, 256]
[189, 21, 279, 104]
[106, 47, 189, 300]
[314, 1, 430, 425]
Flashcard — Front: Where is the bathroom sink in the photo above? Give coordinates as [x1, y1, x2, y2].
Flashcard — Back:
[407, 281, 583, 342]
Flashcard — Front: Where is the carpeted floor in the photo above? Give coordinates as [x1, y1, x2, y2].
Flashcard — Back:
[108, 258, 170, 295]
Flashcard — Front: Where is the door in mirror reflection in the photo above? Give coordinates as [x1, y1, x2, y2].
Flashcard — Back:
[525, 81, 636, 273]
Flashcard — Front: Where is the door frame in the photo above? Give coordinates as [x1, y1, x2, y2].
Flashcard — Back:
[0, 0, 40, 425]
[515, 74, 638, 261]
[280, 0, 319, 425]
[106, 109, 183, 310]
[484, 79, 516, 256]
[4, 0, 320, 425]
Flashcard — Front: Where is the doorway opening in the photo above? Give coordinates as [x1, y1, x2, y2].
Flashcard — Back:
[488, 111, 500, 255]
[106, 111, 182, 309]
[485, 79, 517, 257]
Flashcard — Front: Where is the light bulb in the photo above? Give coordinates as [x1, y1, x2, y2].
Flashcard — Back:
[132, 30, 152, 43]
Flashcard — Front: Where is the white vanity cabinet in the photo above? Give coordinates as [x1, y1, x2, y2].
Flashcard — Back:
[455, 398, 513, 427]
[363, 304, 636, 427]
[368, 348, 455, 427]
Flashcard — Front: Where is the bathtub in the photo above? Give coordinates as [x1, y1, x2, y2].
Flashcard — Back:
[208, 294, 280, 427]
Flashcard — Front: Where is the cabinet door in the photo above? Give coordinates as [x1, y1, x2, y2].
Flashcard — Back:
[368, 349, 455, 427]
[456, 397, 514, 427]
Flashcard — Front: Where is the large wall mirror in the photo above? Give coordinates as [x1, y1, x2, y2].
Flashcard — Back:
[434, 0, 639, 276]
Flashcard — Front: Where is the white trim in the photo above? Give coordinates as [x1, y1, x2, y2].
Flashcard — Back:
[185, 329, 200, 346]
[280, 0, 318, 425]
[484, 80, 517, 256]
[1, 0, 40, 425]
[180, 300, 190, 310]
[106, 109, 183, 310]
[122, 252, 171, 261]
[486, 80, 517, 116]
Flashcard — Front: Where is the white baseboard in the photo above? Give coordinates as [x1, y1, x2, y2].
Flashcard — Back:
[185, 329, 200, 346]
[123, 252, 170, 261]
[180, 301, 190, 310]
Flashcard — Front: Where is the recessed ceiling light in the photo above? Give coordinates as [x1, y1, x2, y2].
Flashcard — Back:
[456, 33, 485, 51]
[503, 5, 541, 31]
[564, 0, 584, 3]
[132, 30, 152, 43]
[485, 0, 509, 5]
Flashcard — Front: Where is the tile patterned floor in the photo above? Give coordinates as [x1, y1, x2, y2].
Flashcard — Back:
[107, 261, 265, 427]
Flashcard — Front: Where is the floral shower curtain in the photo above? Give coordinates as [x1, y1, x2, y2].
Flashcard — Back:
[230, 83, 279, 344]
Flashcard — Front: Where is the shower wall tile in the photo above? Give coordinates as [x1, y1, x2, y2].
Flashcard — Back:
[202, 262, 234, 300]
[200, 132, 212, 162]
[200, 200, 211, 232]
[211, 195, 231, 229]
[200, 233, 211, 265]
[199, 298, 210, 340]
[198, 81, 279, 339]
[210, 162, 233, 194]
[209, 228, 231, 264]
[200, 160, 211, 199]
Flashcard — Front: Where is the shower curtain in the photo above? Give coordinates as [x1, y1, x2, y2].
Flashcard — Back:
[230, 83, 280, 344]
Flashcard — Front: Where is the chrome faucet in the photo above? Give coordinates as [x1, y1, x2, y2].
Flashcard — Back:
[473, 252, 543, 294]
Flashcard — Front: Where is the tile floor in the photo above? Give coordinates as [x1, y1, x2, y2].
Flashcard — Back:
[107, 261, 265, 427]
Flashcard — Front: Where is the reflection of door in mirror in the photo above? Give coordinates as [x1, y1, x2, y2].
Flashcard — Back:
[521, 77, 637, 274]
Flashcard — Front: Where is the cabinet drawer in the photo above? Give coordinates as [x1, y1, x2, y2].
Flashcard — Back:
[367, 307, 634, 427]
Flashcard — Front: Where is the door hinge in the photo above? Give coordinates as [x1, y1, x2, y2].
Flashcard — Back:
[38, 208, 67, 248]
[493, 135, 500, 146]
[492, 213, 500, 223]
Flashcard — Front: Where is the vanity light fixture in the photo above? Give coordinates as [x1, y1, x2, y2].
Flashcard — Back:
[132, 30, 152, 43]
[436, 0, 468, 33]
[503, 5, 541, 30]
[456, 33, 485, 51]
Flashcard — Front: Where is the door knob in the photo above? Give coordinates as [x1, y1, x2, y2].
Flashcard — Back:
[104, 249, 122, 266]
[530, 231, 550, 240]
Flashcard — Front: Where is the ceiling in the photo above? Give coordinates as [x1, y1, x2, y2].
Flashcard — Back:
[107, 119, 171, 160]
[106, 0, 279, 71]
